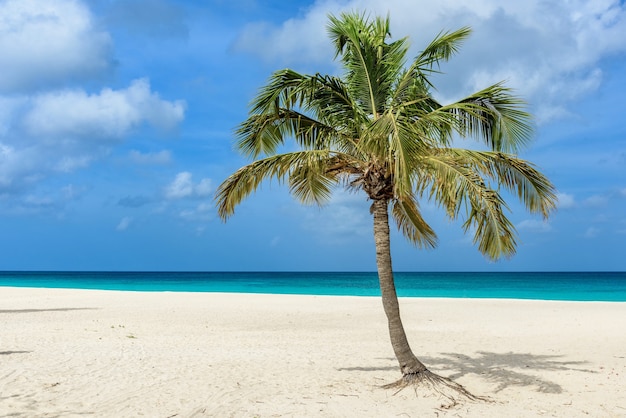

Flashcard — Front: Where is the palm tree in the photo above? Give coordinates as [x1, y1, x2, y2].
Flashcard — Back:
[215, 11, 557, 397]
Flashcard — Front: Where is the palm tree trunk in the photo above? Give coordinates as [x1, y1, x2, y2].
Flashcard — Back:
[372, 198, 428, 376]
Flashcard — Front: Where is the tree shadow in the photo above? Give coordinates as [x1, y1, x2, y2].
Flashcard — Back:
[337, 361, 397, 372]
[0, 351, 31, 355]
[0, 308, 99, 314]
[339, 351, 595, 394]
[422, 351, 595, 394]
[0, 390, 96, 417]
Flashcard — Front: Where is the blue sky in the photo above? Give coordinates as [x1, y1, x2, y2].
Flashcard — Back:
[0, 0, 625, 271]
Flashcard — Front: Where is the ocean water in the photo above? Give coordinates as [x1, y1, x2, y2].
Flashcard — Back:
[1, 271, 626, 301]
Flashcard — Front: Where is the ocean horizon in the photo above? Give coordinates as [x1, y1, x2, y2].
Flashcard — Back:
[1, 271, 626, 302]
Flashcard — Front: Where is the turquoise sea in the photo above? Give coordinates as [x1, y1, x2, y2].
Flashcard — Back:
[1, 271, 626, 301]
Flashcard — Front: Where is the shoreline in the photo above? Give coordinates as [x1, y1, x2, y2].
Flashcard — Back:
[2, 271, 626, 302]
[2, 287, 625, 416]
[3, 285, 626, 303]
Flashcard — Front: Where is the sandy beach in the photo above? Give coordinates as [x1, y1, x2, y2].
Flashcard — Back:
[1, 287, 625, 417]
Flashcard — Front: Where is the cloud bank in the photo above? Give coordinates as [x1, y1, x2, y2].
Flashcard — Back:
[164, 172, 212, 200]
[234, 0, 626, 123]
[0, 0, 113, 93]
[0, 0, 185, 199]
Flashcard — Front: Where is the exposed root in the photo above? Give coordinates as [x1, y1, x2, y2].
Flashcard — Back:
[382, 369, 490, 403]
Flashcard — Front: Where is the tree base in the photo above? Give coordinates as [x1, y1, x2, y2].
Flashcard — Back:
[382, 369, 490, 403]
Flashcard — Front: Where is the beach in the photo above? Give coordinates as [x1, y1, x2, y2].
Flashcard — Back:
[1, 287, 625, 417]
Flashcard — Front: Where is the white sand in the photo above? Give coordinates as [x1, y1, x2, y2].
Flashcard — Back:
[1, 287, 625, 417]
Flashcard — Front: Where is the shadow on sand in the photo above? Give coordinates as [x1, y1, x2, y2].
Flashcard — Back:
[339, 351, 595, 394]
[0, 308, 99, 314]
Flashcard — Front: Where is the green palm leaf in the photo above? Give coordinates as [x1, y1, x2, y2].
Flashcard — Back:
[391, 197, 438, 248]
[219, 11, 557, 265]
[216, 150, 337, 219]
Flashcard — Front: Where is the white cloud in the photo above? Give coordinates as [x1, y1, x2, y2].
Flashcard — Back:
[0, 145, 46, 192]
[517, 219, 552, 233]
[235, 0, 626, 123]
[179, 202, 212, 222]
[129, 150, 172, 165]
[557, 193, 576, 209]
[54, 155, 93, 173]
[164, 172, 213, 200]
[23, 194, 55, 209]
[0, 0, 113, 92]
[61, 184, 87, 200]
[0, 1, 185, 198]
[302, 190, 371, 243]
[196, 202, 212, 212]
[195, 179, 213, 197]
[165, 172, 194, 199]
[0, 79, 185, 195]
[233, 6, 334, 66]
[24, 79, 185, 140]
[584, 194, 609, 207]
[116, 216, 133, 231]
[0, 143, 16, 187]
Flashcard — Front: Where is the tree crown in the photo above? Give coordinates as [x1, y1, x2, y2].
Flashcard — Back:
[216, 11, 557, 260]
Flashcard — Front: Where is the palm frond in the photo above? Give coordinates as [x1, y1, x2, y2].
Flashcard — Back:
[327, 12, 408, 118]
[463, 187, 517, 259]
[327, 12, 381, 116]
[442, 83, 534, 152]
[249, 68, 307, 115]
[414, 27, 472, 71]
[237, 70, 364, 158]
[235, 112, 289, 158]
[443, 149, 557, 218]
[215, 150, 336, 219]
[420, 153, 517, 259]
[369, 112, 425, 196]
[391, 197, 438, 248]
[288, 153, 338, 205]
[218, 11, 555, 262]
[393, 26, 471, 99]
